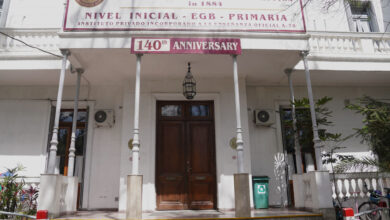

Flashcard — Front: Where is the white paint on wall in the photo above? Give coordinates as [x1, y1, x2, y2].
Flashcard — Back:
[78, 85, 123, 209]
[382, 0, 390, 32]
[0, 100, 50, 176]
[5, 0, 64, 28]
[303, 0, 350, 32]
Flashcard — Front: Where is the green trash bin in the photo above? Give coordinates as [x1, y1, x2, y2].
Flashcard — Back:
[252, 176, 270, 209]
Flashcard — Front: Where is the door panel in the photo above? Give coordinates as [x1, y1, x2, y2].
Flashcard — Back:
[187, 121, 215, 209]
[156, 101, 216, 210]
[156, 121, 187, 210]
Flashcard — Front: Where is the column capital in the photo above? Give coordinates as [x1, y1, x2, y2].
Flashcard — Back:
[300, 50, 309, 58]
[284, 68, 293, 76]
[61, 49, 71, 56]
[70, 65, 85, 74]
[76, 68, 84, 74]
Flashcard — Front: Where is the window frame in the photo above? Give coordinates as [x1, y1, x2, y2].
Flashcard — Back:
[0, 0, 10, 27]
[345, 0, 379, 32]
[279, 106, 317, 174]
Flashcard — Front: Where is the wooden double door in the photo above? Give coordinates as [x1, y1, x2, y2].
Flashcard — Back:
[156, 101, 217, 210]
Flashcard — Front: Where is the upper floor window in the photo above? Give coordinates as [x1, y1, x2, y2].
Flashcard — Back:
[0, 0, 9, 27]
[0, 0, 4, 18]
[347, 1, 378, 32]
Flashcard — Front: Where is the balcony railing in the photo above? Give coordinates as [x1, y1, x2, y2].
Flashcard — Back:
[309, 34, 362, 53]
[373, 38, 390, 53]
[308, 32, 390, 56]
[1, 29, 390, 59]
[0, 28, 59, 52]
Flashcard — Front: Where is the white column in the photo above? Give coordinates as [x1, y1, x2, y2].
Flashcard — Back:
[285, 69, 303, 174]
[132, 54, 142, 175]
[47, 50, 70, 174]
[232, 55, 244, 174]
[67, 69, 83, 177]
[301, 51, 323, 171]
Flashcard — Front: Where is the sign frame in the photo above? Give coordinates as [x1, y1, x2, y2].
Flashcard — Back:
[63, 0, 307, 33]
[130, 38, 242, 55]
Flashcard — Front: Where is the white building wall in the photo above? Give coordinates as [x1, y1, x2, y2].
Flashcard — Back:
[383, 0, 390, 32]
[4, 0, 63, 28]
[0, 85, 123, 209]
[118, 77, 253, 211]
[303, 0, 350, 32]
[303, 0, 386, 32]
[372, 0, 387, 32]
[85, 85, 123, 209]
[246, 85, 390, 206]
[0, 100, 50, 177]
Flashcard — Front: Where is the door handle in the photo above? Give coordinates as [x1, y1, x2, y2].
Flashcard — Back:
[166, 176, 177, 181]
[195, 176, 206, 180]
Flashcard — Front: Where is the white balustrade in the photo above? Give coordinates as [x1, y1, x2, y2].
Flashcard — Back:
[0, 28, 59, 52]
[373, 38, 390, 53]
[309, 33, 362, 53]
[309, 32, 390, 55]
[330, 172, 390, 200]
[22, 176, 41, 190]
[328, 173, 390, 212]
[1, 29, 389, 58]
[0, 176, 40, 190]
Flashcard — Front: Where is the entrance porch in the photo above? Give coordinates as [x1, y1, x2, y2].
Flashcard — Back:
[57, 209, 323, 220]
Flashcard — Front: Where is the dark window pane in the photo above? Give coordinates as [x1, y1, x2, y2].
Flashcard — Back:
[60, 110, 87, 122]
[77, 111, 88, 122]
[57, 128, 68, 156]
[351, 2, 370, 15]
[191, 105, 209, 117]
[282, 109, 292, 121]
[60, 111, 73, 122]
[161, 105, 181, 116]
[57, 128, 69, 175]
[75, 129, 85, 155]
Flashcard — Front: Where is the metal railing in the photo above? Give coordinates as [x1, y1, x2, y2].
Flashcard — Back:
[0, 211, 36, 219]
[355, 207, 390, 220]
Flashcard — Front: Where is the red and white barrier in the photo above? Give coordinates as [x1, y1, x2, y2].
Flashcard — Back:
[36, 210, 48, 220]
[343, 208, 355, 220]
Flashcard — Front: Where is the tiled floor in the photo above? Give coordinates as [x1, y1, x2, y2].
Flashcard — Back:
[57, 208, 323, 219]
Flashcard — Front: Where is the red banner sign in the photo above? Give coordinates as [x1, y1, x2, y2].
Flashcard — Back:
[131, 38, 241, 55]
